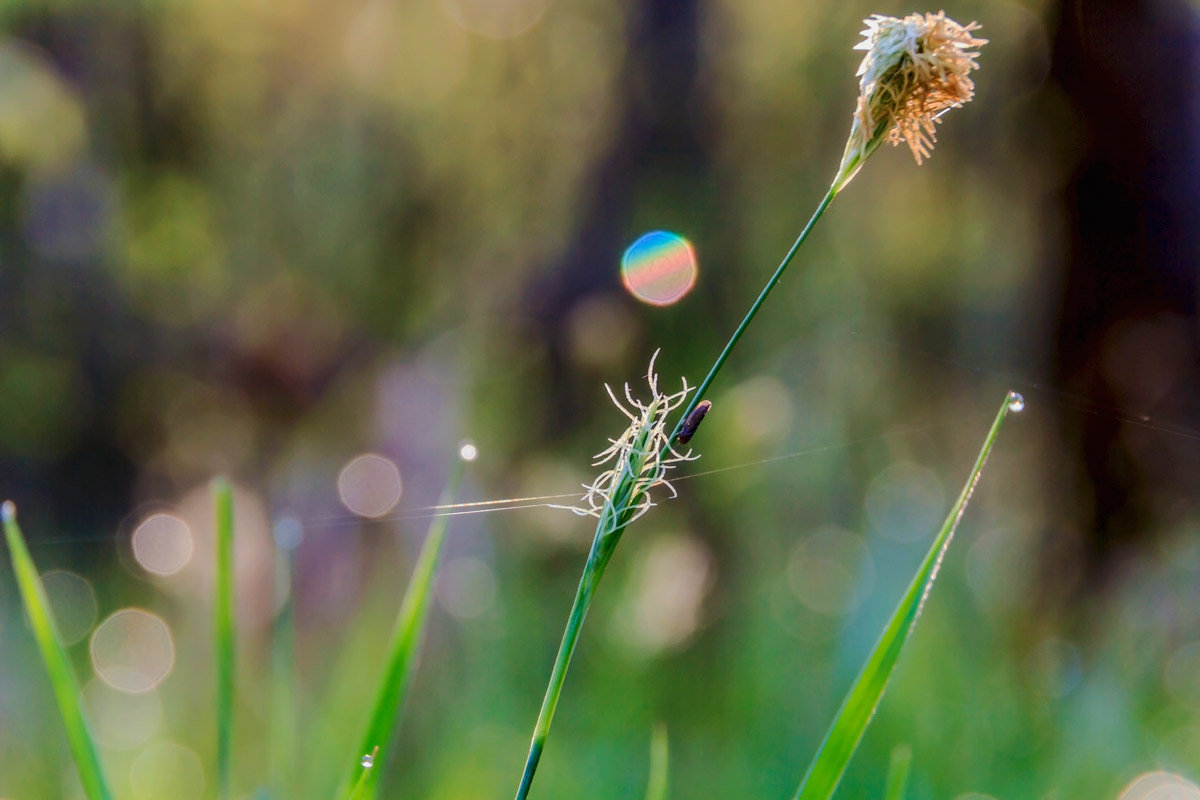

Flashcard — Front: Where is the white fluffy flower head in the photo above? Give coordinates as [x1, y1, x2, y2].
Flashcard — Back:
[834, 10, 986, 191]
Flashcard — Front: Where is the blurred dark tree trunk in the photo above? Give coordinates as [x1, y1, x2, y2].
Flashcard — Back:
[526, 0, 715, 436]
[1050, 0, 1200, 594]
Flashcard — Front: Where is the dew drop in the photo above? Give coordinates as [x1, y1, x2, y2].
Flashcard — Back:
[459, 440, 478, 462]
[1007, 392, 1025, 413]
[361, 753, 374, 769]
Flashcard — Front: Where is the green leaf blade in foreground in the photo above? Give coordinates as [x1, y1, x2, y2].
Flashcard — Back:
[644, 723, 669, 800]
[213, 477, 236, 800]
[269, 527, 298, 800]
[335, 456, 467, 800]
[793, 391, 1021, 800]
[2, 502, 114, 800]
[883, 744, 912, 800]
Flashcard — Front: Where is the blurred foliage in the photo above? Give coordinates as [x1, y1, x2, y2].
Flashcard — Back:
[0, 0, 1197, 798]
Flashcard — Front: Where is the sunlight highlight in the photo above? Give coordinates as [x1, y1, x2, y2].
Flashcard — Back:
[338, 453, 403, 518]
[621, 231, 698, 307]
[1117, 772, 1200, 800]
[90, 609, 175, 693]
[131, 513, 193, 576]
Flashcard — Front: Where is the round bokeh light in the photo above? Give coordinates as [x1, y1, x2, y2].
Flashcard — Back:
[338, 453, 403, 518]
[41, 570, 98, 645]
[90, 609, 175, 693]
[621, 230, 697, 306]
[1117, 772, 1200, 800]
[83, 678, 161, 751]
[130, 741, 205, 800]
[131, 513, 193, 576]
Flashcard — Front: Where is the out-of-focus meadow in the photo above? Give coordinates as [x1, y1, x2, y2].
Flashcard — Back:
[2, 0, 1200, 798]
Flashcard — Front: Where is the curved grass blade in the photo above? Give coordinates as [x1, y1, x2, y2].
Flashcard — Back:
[793, 391, 1020, 800]
[884, 744, 912, 800]
[644, 723, 669, 800]
[335, 456, 466, 800]
[213, 477, 236, 800]
[2, 502, 114, 800]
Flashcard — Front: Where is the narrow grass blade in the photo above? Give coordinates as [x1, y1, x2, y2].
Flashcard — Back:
[793, 391, 1020, 800]
[347, 746, 379, 800]
[335, 455, 467, 800]
[884, 744, 912, 800]
[2, 502, 114, 800]
[269, 521, 299, 799]
[213, 477, 236, 800]
[644, 723, 669, 800]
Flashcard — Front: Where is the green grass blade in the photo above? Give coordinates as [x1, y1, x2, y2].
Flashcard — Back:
[335, 455, 466, 800]
[347, 746, 378, 800]
[644, 723, 669, 800]
[884, 744, 912, 800]
[269, 522, 299, 799]
[793, 391, 1020, 800]
[2, 502, 114, 800]
[213, 477, 236, 800]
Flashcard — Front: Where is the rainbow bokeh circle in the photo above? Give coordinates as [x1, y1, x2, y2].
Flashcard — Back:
[620, 230, 697, 306]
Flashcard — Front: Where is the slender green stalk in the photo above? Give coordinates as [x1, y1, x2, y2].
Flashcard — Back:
[515, 503, 634, 799]
[335, 456, 466, 800]
[2, 502, 114, 800]
[644, 724, 669, 800]
[517, 186, 839, 800]
[883, 744, 912, 800]
[792, 392, 1020, 800]
[269, 525, 298, 799]
[667, 186, 836, 441]
[212, 477, 235, 800]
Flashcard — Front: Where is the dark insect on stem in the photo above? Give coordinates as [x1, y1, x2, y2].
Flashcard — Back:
[675, 400, 712, 445]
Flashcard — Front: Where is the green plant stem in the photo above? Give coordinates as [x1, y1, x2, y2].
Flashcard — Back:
[667, 185, 836, 442]
[2, 502, 114, 800]
[514, 504, 633, 800]
[213, 478, 235, 800]
[884, 744, 912, 800]
[517, 186, 839, 799]
[335, 457, 466, 800]
[269, 535, 297, 799]
[644, 724, 670, 800]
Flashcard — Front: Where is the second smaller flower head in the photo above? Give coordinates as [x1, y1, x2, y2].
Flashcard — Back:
[556, 351, 697, 528]
[833, 10, 986, 193]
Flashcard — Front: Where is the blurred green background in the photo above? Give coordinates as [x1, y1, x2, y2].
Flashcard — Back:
[2, 0, 1199, 798]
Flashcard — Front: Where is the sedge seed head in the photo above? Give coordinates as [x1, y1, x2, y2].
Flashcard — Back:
[834, 10, 986, 190]
[553, 351, 697, 525]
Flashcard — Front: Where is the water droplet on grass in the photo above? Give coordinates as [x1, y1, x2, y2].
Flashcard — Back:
[361, 753, 374, 768]
[1007, 392, 1025, 413]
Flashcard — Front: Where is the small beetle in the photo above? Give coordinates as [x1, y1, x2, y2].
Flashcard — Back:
[674, 400, 712, 445]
